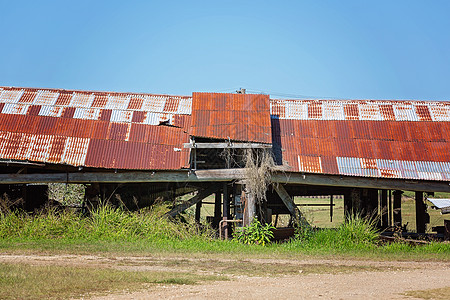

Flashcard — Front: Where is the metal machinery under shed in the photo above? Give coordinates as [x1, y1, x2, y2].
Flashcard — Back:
[0, 86, 450, 238]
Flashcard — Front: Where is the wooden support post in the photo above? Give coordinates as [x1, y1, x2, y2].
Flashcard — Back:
[246, 190, 256, 225]
[273, 184, 309, 227]
[213, 192, 221, 228]
[195, 201, 202, 223]
[393, 190, 403, 227]
[344, 191, 352, 221]
[222, 183, 229, 239]
[388, 190, 392, 227]
[367, 189, 379, 219]
[165, 184, 219, 217]
[233, 184, 244, 223]
[351, 188, 361, 217]
[330, 195, 333, 222]
[415, 191, 426, 234]
[381, 190, 388, 227]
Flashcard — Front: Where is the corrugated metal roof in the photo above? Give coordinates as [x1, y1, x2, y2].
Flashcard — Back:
[0, 87, 192, 116]
[273, 118, 450, 181]
[270, 99, 450, 122]
[191, 92, 272, 143]
[1, 87, 449, 180]
[427, 198, 450, 209]
[0, 87, 191, 170]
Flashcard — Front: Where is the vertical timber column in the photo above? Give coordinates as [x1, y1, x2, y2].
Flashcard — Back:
[367, 189, 379, 219]
[246, 189, 256, 225]
[195, 201, 202, 223]
[350, 188, 361, 218]
[330, 195, 334, 222]
[415, 191, 426, 234]
[222, 183, 229, 239]
[381, 190, 388, 227]
[388, 190, 393, 227]
[214, 192, 221, 228]
[393, 190, 403, 227]
[344, 190, 353, 221]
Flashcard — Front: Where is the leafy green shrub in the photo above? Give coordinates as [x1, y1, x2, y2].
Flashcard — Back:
[232, 218, 275, 246]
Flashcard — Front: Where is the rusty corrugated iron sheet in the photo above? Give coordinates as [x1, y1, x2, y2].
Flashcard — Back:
[191, 92, 272, 143]
[270, 98, 450, 181]
[0, 87, 191, 170]
[270, 99, 450, 121]
[272, 118, 450, 180]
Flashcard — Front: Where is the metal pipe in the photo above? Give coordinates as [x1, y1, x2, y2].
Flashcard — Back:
[219, 219, 243, 240]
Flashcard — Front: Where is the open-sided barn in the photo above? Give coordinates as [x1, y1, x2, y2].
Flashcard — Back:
[0, 86, 449, 237]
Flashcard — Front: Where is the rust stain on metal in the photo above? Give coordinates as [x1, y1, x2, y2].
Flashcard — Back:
[275, 118, 450, 180]
[55, 92, 72, 106]
[27, 105, 41, 116]
[416, 105, 432, 121]
[18, 90, 37, 104]
[297, 155, 323, 173]
[131, 111, 146, 123]
[127, 96, 144, 110]
[92, 94, 108, 108]
[191, 92, 271, 143]
[307, 101, 322, 119]
[344, 103, 359, 120]
[271, 99, 450, 122]
[0, 86, 449, 176]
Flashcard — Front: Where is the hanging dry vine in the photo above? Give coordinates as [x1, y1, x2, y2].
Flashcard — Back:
[243, 148, 275, 203]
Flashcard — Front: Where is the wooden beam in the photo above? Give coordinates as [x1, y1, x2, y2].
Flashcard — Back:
[1, 169, 450, 193]
[194, 169, 246, 180]
[273, 184, 310, 227]
[271, 172, 450, 193]
[0, 169, 245, 184]
[165, 185, 220, 217]
[184, 142, 271, 149]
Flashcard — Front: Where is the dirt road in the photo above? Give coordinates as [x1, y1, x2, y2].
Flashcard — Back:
[1, 254, 448, 299]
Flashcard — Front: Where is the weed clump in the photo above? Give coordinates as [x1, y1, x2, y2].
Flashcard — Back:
[0, 204, 213, 242]
[290, 216, 379, 251]
[233, 218, 275, 246]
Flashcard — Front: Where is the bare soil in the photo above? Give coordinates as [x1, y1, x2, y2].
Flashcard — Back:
[0, 254, 449, 300]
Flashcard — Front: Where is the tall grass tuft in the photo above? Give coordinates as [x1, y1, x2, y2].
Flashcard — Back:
[0, 203, 214, 243]
[288, 216, 379, 252]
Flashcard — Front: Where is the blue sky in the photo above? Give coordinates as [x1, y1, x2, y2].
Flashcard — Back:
[1, 1, 449, 100]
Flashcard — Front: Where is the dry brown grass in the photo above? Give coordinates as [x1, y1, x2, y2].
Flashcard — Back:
[121, 257, 386, 277]
[0, 261, 224, 300]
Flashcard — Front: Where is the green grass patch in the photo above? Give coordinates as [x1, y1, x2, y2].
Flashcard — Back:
[0, 205, 449, 261]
